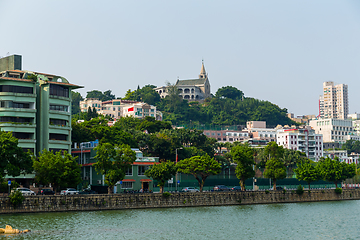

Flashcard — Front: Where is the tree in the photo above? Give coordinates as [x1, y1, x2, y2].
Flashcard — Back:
[264, 142, 284, 160]
[231, 144, 255, 191]
[263, 158, 286, 189]
[342, 140, 360, 154]
[93, 143, 136, 194]
[71, 91, 83, 115]
[294, 160, 320, 190]
[177, 154, 221, 192]
[145, 161, 177, 193]
[215, 86, 244, 100]
[317, 157, 356, 188]
[86, 90, 115, 101]
[32, 150, 81, 193]
[0, 131, 33, 181]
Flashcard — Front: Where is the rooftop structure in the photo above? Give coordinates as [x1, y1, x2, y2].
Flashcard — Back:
[0, 55, 82, 154]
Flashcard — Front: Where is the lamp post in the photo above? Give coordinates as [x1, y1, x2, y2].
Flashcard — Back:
[175, 147, 183, 191]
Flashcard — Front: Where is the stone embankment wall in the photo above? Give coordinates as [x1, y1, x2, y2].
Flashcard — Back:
[1, 189, 359, 214]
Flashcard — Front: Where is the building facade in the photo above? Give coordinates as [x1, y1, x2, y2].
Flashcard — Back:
[276, 126, 323, 161]
[309, 118, 354, 144]
[80, 98, 161, 120]
[0, 55, 81, 154]
[71, 142, 159, 193]
[319, 81, 349, 119]
[155, 62, 211, 101]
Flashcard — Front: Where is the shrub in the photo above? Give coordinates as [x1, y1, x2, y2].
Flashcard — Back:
[265, 190, 269, 194]
[335, 188, 342, 194]
[162, 192, 171, 198]
[296, 185, 304, 195]
[9, 190, 25, 208]
[283, 189, 286, 194]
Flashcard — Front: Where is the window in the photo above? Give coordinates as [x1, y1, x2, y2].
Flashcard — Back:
[121, 182, 133, 189]
[0, 101, 31, 109]
[138, 166, 149, 176]
[0, 85, 33, 94]
[49, 133, 67, 141]
[50, 104, 68, 112]
[50, 119, 67, 126]
[50, 84, 69, 98]
[151, 109, 154, 112]
[125, 167, 133, 176]
[0, 116, 32, 123]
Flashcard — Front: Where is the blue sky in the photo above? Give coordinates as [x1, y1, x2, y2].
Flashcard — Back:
[1, 0, 360, 116]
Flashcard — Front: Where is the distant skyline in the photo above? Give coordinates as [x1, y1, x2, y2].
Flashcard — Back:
[1, 1, 360, 117]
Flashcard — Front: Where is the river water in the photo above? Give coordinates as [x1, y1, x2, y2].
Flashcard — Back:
[0, 200, 359, 240]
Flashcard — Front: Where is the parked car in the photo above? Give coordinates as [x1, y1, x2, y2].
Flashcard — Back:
[213, 185, 230, 191]
[16, 188, 36, 196]
[60, 188, 79, 195]
[231, 186, 242, 191]
[37, 189, 55, 195]
[182, 187, 200, 192]
[79, 189, 98, 195]
[270, 186, 284, 191]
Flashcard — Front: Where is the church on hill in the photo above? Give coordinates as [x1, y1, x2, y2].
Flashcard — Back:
[155, 62, 211, 101]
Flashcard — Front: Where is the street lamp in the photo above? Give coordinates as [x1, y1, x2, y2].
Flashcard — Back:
[175, 147, 183, 191]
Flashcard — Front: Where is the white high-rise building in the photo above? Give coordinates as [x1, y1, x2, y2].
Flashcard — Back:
[319, 81, 348, 119]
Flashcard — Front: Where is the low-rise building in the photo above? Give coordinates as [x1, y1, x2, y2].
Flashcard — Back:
[323, 149, 358, 164]
[71, 142, 159, 193]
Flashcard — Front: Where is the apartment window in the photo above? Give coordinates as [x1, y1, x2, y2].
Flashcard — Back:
[50, 119, 67, 126]
[121, 182, 133, 189]
[0, 116, 32, 123]
[125, 167, 133, 176]
[49, 133, 67, 141]
[50, 84, 69, 98]
[0, 85, 33, 94]
[0, 101, 31, 109]
[50, 104, 68, 112]
[138, 166, 149, 176]
[151, 109, 154, 112]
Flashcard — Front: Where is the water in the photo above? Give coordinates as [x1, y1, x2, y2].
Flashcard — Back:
[0, 200, 359, 239]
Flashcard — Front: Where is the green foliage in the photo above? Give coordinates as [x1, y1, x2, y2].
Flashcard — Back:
[9, 190, 25, 208]
[215, 86, 244, 100]
[33, 150, 81, 192]
[71, 91, 83, 115]
[265, 190, 269, 194]
[342, 140, 360, 154]
[123, 85, 161, 105]
[93, 143, 136, 194]
[27, 73, 37, 81]
[231, 144, 255, 191]
[86, 90, 115, 101]
[162, 192, 171, 198]
[317, 157, 356, 188]
[265, 142, 284, 160]
[335, 188, 342, 194]
[296, 184, 304, 195]
[145, 161, 177, 193]
[177, 154, 221, 192]
[264, 157, 286, 189]
[294, 160, 320, 190]
[0, 130, 33, 180]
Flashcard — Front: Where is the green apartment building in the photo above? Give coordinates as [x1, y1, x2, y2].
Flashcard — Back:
[0, 55, 82, 155]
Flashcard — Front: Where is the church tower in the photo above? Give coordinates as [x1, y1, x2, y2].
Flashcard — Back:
[199, 60, 207, 79]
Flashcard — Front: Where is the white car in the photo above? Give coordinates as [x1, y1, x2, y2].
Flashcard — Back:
[16, 188, 36, 196]
[60, 188, 79, 195]
[182, 187, 200, 192]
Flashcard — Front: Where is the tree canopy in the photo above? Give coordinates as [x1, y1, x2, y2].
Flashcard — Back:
[86, 90, 115, 101]
[215, 86, 244, 100]
[294, 160, 319, 190]
[145, 161, 177, 193]
[0, 131, 33, 181]
[93, 143, 136, 194]
[263, 158, 286, 189]
[231, 144, 255, 191]
[32, 150, 81, 193]
[177, 154, 221, 192]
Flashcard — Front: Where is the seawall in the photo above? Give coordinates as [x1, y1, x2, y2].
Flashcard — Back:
[1, 189, 359, 214]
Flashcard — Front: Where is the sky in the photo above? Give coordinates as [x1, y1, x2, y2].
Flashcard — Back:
[1, 0, 360, 117]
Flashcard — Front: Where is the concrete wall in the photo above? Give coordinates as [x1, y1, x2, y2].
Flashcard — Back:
[0, 55, 22, 72]
[1, 189, 360, 214]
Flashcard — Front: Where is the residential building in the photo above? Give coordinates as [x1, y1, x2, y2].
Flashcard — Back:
[155, 61, 211, 101]
[287, 113, 315, 124]
[319, 81, 348, 119]
[309, 118, 354, 144]
[276, 126, 323, 162]
[245, 121, 276, 143]
[203, 130, 250, 143]
[323, 150, 358, 164]
[71, 141, 159, 193]
[80, 99, 161, 120]
[0, 55, 82, 154]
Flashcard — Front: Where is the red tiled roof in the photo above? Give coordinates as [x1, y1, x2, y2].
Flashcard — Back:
[122, 179, 135, 182]
[132, 162, 159, 165]
[72, 150, 91, 154]
[140, 179, 152, 182]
